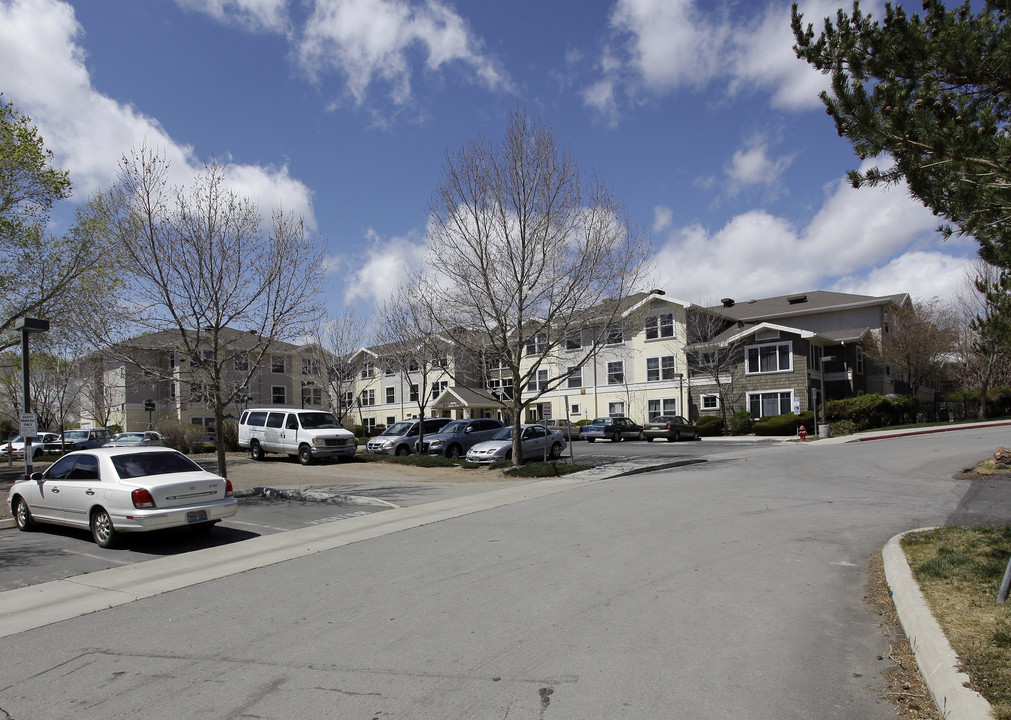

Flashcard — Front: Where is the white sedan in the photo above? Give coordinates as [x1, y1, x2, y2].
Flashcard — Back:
[7, 447, 237, 548]
[465, 424, 566, 464]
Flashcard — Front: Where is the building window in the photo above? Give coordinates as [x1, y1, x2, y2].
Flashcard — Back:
[189, 382, 208, 402]
[608, 402, 625, 417]
[855, 346, 864, 375]
[430, 380, 448, 399]
[565, 331, 582, 350]
[360, 361, 375, 379]
[566, 365, 582, 388]
[488, 378, 513, 400]
[234, 353, 249, 372]
[386, 416, 396, 425]
[386, 387, 396, 404]
[646, 355, 677, 381]
[360, 389, 376, 407]
[701, 394, 720, 410]
[191, 416, 216, 440]
[746, 342, 792, 374]
[527, 369, 548, 392]
[270, 355, 286, 373]
[605, 323, 623, 344]
[302, 357, 321, 375]
[384, 362, 396, 376]
[570, 403, 580, 415]
[409, 384, 419, 402]
[648, 399, 678, 418]
[363, 417, 376, 433]
[342, 391, 354, 410]
[190, 349, 214, 367]
[302, 385, 322, 407]
[271, 386, 287, 405]
[526, 332, 547, 355]
[607, 361, 624, 385]
[808, 344, 823, 370]
[645, 313, 674, 340]
[748, 390, 792, 418]
[434, 355, 448, 369]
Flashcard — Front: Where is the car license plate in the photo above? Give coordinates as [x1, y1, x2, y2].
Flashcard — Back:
[187, 510, 208, 523]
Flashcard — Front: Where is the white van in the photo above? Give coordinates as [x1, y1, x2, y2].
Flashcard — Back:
[238, 408, 356, 465]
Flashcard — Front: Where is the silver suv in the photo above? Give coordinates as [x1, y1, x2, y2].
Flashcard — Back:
[55, 428, 113, 452]
[365, 417, 452, 456]
[416, 418, 505, 459]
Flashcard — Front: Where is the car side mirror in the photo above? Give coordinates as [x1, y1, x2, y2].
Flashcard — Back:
[30, 472, 43, 481]
[464, 427, 472, 434]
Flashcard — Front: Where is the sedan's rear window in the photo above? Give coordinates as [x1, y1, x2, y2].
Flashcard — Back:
[112, 451, 204, 480]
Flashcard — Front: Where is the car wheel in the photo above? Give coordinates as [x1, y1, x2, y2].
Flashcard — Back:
[587, 437, 596, 443]
[504, 450, 512, 461]
[637, 431, 645, 441]
[395, 445, 410, 457]
[611, 431, 620, 443]
[250, 442, 264, 461]
[549, 442, 562, 459]
[90, 508, 118, 548]
[12, 496, 34, 531]
[447, 445, 462, 459]
[646, 437, 654, 442]
[673, 431, 681, 442]
[32, 447, 42, 458]
[298, 445, 315, 465]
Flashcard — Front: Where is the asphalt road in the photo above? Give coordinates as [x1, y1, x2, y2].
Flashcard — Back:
[0, 429, 1007, 719]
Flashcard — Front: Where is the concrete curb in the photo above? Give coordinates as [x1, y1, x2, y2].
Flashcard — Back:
[883, 530, 993, 720]
[859, 420, 1011, 443]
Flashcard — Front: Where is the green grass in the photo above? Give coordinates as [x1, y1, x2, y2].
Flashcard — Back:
[902, 526, 1011, 718]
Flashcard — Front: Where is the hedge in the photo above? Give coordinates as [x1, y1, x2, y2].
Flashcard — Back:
[824, 394, 917, 431]
[754, 411, 814, 436]
[695, 415, 724, 436]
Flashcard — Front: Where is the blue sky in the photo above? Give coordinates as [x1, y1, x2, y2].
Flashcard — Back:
[0, 0, 977, 321]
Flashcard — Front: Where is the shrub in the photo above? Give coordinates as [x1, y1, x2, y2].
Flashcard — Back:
[695, 415, 724, 436]
[108, 424, 123, 435]
[220, 418, 239, 451]
[829, 419, 857, 437]
[728, 411, 754, 435]
[754, 411, 814, 436]
[825, 394, 917, 430]
[155, 419, 188, 452]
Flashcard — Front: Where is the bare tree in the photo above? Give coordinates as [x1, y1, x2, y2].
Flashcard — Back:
[410, 107, 652, 464]
[685, 306, 745, 431]
[373, 291, 451, 450]
[866, 297, 957, 400]
[953, 260, 1011, 419]
[95, 146, 324, 476]
[303, 306, 370, 426]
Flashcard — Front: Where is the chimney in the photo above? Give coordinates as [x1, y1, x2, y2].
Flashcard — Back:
[650, 288, 666, 295]
[721, 298, 735, 308]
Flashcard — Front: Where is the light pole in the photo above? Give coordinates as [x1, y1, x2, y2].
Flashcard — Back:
[674, 372, 684, 418]
[16, 317, 50, 481]
[819, 355, 837, 434]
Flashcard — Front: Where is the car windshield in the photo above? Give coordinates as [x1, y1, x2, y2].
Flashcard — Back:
[490, 427, 513, 441]
[112, 451, 204, 479]
[63, 430, 88, 440]
[114, 433, 145, 443]
[297, 412, 339, 429]
[383, 422, 414, 436]
[440, 421, 468, 434]
[651, 417, 674, 423]
[7, 436, 24, 444]
[591, 418, 612, 425]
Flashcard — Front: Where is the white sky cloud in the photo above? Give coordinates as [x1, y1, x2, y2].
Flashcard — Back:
[725, 141, 794, 196]
[295, 0, 510, 108]
[653, 166, 969, 304]
[0, 0, 316, 225]
[175, 0, 290, 33]
[342, 229, 426, 303]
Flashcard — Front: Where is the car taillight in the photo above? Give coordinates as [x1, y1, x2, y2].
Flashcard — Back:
[664, 423, 670, 430]
[132, 488, 156, 508]
[225, 479, 233, 497]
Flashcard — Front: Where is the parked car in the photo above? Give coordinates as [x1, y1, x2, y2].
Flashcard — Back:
[104, 431, 165, 447]
[366, 417, 453, 456]
[579, 416, 644, 443]
[238, 408, 357, 464]
[52, 428, 114, 452]
[642, 415, 700, 442]
[416, 418, 505, 459]
[3, 432, 61, 459]
[465, 424, 566, 464]
[537, 418, 580, 441]
[7, 446, 237, 548]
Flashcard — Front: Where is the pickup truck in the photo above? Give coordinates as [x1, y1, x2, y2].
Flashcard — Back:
[579, 416, 643, 443]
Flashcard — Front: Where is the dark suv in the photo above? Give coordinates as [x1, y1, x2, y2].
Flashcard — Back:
[365, 417, 452, 456]
[416, 418, 505, 459]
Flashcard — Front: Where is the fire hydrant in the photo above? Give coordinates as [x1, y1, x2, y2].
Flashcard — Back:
[798, 425, 808, 442]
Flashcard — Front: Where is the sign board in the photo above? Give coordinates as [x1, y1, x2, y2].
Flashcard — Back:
[20, 413, 37, 438]
[542, 403, 552, 420]
[793, 397, 801, 415]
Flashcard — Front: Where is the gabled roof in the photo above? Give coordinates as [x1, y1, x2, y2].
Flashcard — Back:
[118, 327, 299, 353]
[707, 290, 909, 322]
[432, 385, 506, 409]
[620, 290, 692, 318]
